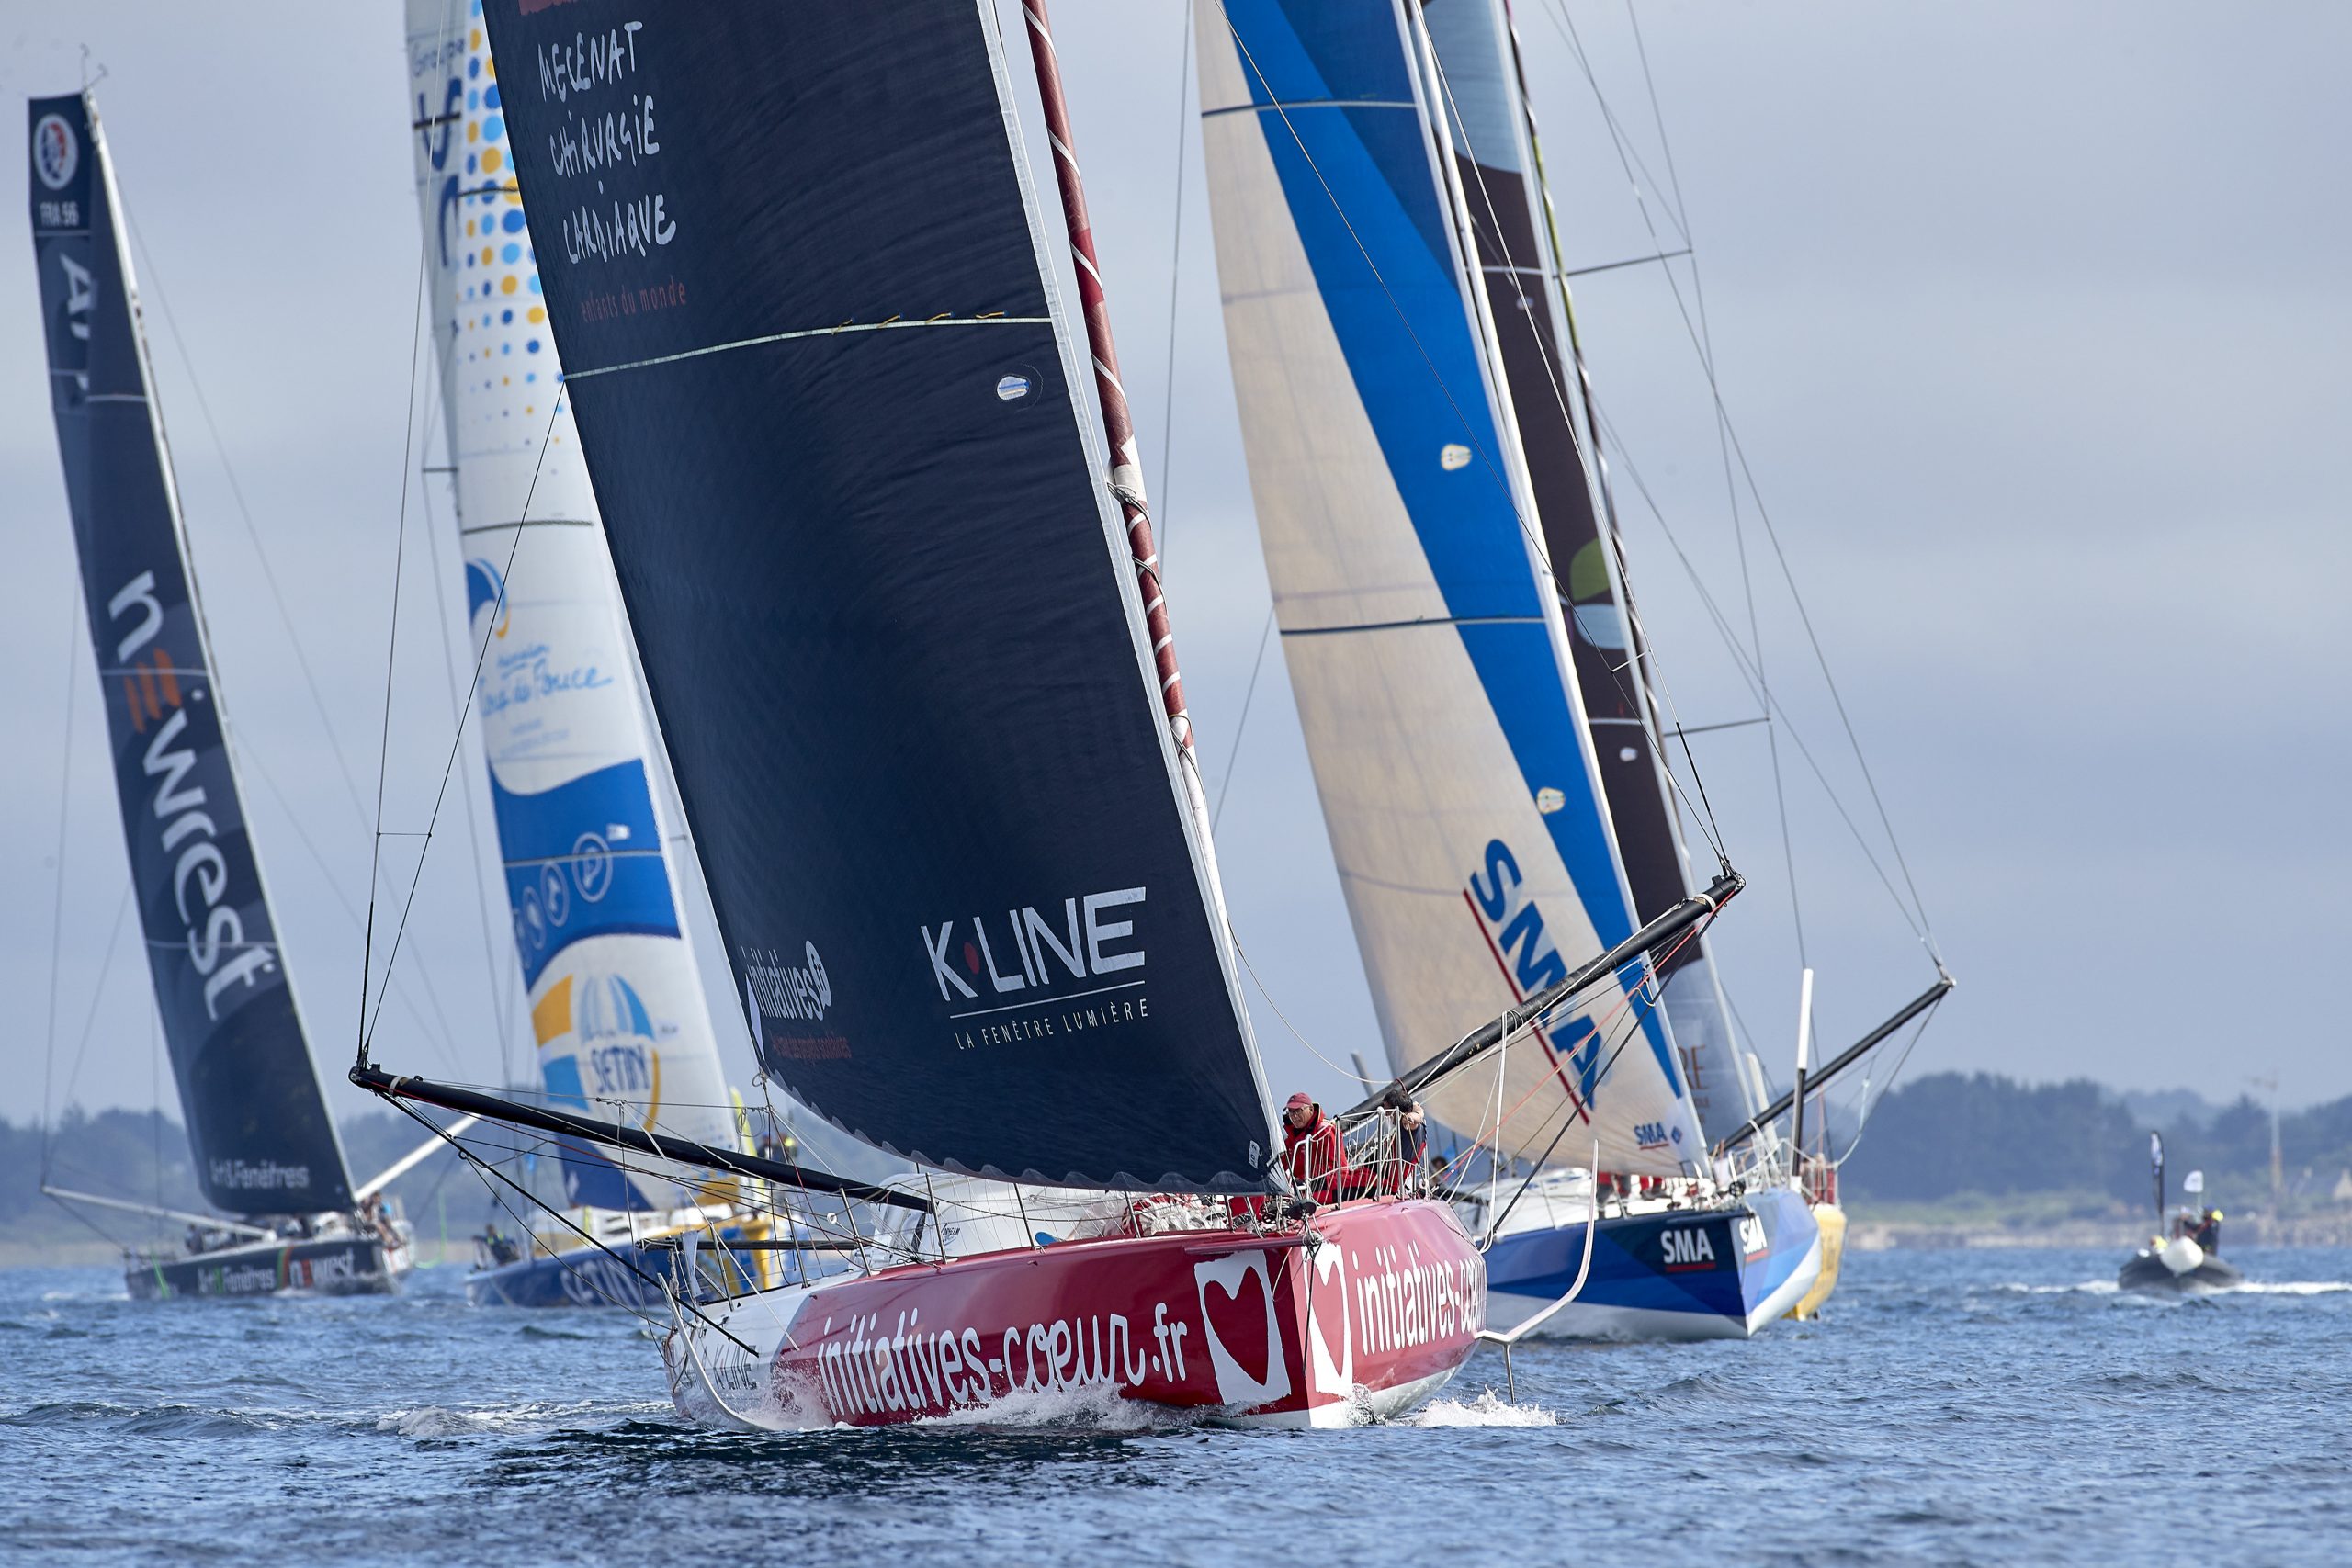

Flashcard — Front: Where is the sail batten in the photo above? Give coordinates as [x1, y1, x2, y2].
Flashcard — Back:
[475, 0, 1275, 1190]
[28, 93, 353, 1216]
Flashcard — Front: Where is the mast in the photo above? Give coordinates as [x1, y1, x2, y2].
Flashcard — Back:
[28, 92, 354, 1216]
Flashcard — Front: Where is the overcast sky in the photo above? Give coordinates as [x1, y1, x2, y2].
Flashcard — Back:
[3, 2, 2346, 1143]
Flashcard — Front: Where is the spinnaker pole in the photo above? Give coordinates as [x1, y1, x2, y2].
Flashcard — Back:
[1717, 972, 1954, 1151]
[351, 1066, 929, 1213]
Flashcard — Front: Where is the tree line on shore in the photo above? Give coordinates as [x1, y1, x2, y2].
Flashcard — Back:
[1841, 1071, 2352, 1211]
[9, 1071, 2352, 1245]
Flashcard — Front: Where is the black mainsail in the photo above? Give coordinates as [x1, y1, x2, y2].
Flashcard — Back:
[478, 5, 1276, 1190]
[28, 94, 353, 1216]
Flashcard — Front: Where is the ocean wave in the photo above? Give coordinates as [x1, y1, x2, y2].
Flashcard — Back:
[915, 1381, 1183, 1434]
[1402, 1388, 1558, 1427]
[2232, 1280, 2352, 1296]
[374, 1399, 648, 1438]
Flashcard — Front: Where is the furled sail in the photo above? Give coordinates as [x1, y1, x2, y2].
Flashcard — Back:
[404, 4, 744, 1210]
[476, 2, 1276, 1190]
[1420, 0, 1754, 1145]
[1193, 1, 1703, 1176]
[27, 94, 354, 1215]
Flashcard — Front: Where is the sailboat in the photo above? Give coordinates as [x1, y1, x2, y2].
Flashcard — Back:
[401, 0, 793, 1310]
[26, 92, 435, 1299]
[1190, 0, 1821, 1340]
[333, 0, 1747, 1427]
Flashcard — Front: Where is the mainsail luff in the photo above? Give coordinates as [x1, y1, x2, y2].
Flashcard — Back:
[27, 92, 354, 1215]
[477, 0, 1276, 1190]
[1193, 0, 1704, 1175]
[1425, 0, 1758, 1145]
[402, 1, 747, 1211]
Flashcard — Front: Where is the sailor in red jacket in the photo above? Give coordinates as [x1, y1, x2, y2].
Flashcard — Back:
[1281, 1091, 1347, 1204]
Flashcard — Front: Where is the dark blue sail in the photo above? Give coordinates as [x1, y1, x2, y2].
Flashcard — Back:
[480, 6, 1274, 1189]
[28, 95, 353, 1216]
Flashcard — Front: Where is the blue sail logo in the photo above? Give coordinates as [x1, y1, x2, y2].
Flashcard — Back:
[464, 556, 512, 638]
[32, 113, 77, 190]
[1468, 840, 1603, 1107]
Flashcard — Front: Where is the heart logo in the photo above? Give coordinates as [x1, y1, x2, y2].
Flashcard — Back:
[1193, 1252, 1291, 1406]
[1204, 1265, 1271, 1387]
[1307, 1245, 1351, 1395]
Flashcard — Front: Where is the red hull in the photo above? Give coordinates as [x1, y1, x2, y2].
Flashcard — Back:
[665, 1198, 1484, 1428]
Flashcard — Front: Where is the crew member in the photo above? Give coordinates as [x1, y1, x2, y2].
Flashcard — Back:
[1378, 1089, 1429, 1196]
[2192, 1208, 2223, 1252]
[1281, 1091, 1346, 1204]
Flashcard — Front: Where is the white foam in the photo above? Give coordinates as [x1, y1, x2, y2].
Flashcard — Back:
[916, 1380, 1175, 1433]
[1402, 1388, 1558, 1427]
[2006, 1280, 2119, 1295]
[375, 1399, 652, 1438]
[2231, 1280, 2352, 1296]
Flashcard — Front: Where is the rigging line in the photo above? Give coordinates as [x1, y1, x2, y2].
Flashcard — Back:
[241, 743, 468, 1079]
[1547, 0, 1937, 954]
[1420, 40, 1731, 868]
[360, 394, 571, 1052]
[386, 1095, 680, 1337]
[1211, 604, 1277, 831]
[120, 209, 374, 835]
[1826, 1003, 1939, 1171]
[1430, 916, 1712, 1187]
[1615, 0, 1803, 964]
[1153, 0, 1194, 553]
[1531, 0, 1690, 254]
[39, 580, 83, 1187]
[1230, 936, 1376, 1089]
[51, 883, 136, 1122]
[1589, 403, 1929, 949]
[415, 449, 521, 1087]
[359, 238, 435, 1062]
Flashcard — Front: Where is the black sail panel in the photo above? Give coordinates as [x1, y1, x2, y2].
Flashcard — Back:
[482, 6, 1273, 1189]
[27, 95, 352, 1215]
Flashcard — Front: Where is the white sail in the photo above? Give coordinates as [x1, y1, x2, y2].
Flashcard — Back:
[1193, 0, 1706, 1176]
[404, 1, 741, 1208]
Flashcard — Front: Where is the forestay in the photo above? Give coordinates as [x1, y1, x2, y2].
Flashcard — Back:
[1193, 2, 1703, 1176]
[1420, 0, 1753, 1145]
[405, 1, 743, 1211]
[479, 2, 1276, 1190]
[27, 94, 354, 1215]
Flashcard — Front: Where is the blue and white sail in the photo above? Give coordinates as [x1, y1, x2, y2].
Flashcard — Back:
[1419, 0, 1757, 1147]
[475, 0, 1278, 1191]
[27, 93, 355, 1216]
[405, 4, 743, 1211]
[1193, 1, 1705, 1176]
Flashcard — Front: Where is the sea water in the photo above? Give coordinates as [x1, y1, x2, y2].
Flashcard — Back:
[4, 1247, 2347, 1566]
